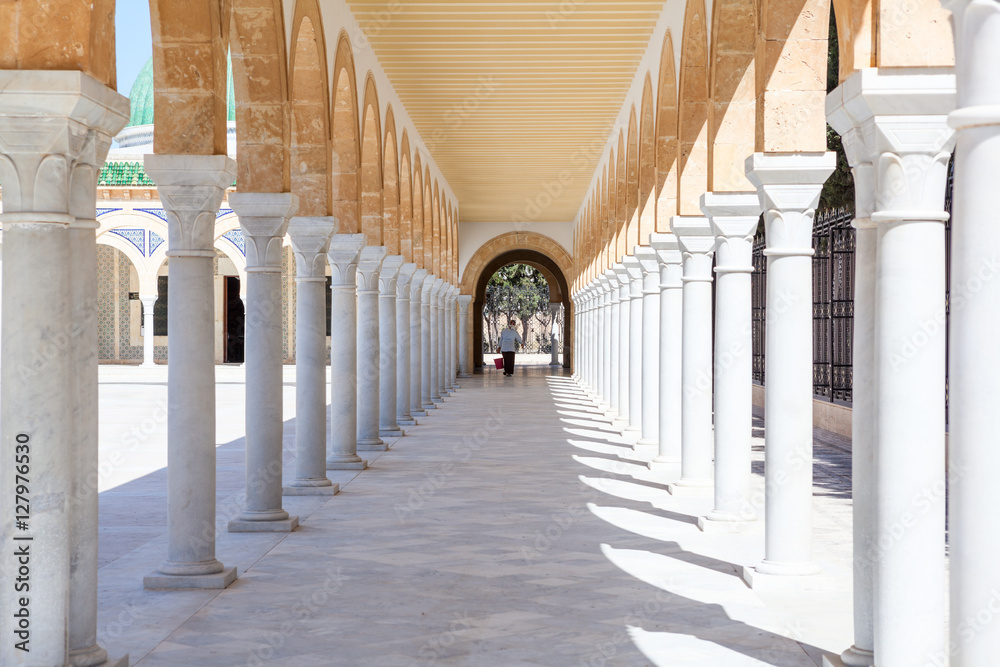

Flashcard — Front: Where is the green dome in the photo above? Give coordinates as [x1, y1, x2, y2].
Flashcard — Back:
[126, 54, 236, 128]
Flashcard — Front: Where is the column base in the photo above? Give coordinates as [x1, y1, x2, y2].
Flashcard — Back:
[398, 417, 419, 425]
[458, 373, 472, 378]
[229, 515, 299, 533]
[144, 565, 237, 590]
[635, 438, 658, 447]
[667, 480, 713, 496]
[380, 427, 404, 438]
[422, 402, 437, 410]
[621, 425, 642, 438]
[741, 562, 833, 591]
[283, 483, 340, 496]
[432, 397, 445, 404]
[410, 409, 428, 417]
[69, 644, 130, 667]
[822, 646, 875, 667]
[697, 512, 757, 533]
[358, 441, 388, 452]
[549, 362, 562, 366]
[647, 456, 681, 471]
[327, 457, 368, 470]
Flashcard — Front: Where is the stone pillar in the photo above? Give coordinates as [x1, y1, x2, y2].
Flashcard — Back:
[613, 264, 631, 427]
[284, 216, 339, 495]
[409, 270, 429, 417]
[396, 263, 417, 426]
[698, 192, 761, 529]
[421, 277, 437, 410]
[139, 154, 238, 590]
[357, 246, 387, 451]
[446, 287, 458, 390]
[0, 69, 127, 667]
[327, 234, 368, 470]
[378, 255, 404, 438]
[634, 248, 660, 447]
[600, 273, 616, 409]
[947, 16, 1000, 662]
[435, 282, 447, 398]
[669, 217, 716, 492]
[141, 295, 158, 367]
[648, 234, 684, 469]
[622, 256, 644, 437]
[457, 295, 473, 377]
[549, 303, 561, 366]
[742, 152, 835, 586]
[227, 193, 299, 533]
[826, 78, 878, 667]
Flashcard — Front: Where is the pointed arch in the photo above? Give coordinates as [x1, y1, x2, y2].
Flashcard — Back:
[398, 130, 413, 262]
[615, 133, 627, 261]
[432, 182, 441, 276]
[708, 0, 756, 192]
[412, 153, 425, 269]
[423, 166, 434, 271]
[677, 0, 709, 214]
[230, 0, 290, 191]
[360, 74, 383, 246]
[603, 160, 614, 271]
[656, 31, 680, 231]
[625, 107, 640, 251]
[638, 75, 657, 243]
[289, 4, 331, 216]
[332, 33, 361, 234]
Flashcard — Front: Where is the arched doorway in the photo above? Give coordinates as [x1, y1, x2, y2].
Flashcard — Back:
[472, 249, 571, 370]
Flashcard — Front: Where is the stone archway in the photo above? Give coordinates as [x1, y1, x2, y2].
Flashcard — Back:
[461, 232, 574, 370]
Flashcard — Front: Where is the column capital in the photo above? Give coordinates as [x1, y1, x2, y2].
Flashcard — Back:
[396, 262, 418, 294]
[422, 275, 438, 298]
[430, 277, 446, 297]
[457, 294, 473, 311]
[0, 70, 129, 221]
[621, 256, 644, 299]
[599, 271, 616, 295]
[145, 154, 237, 256]
[230, 192, 298, 271]
[327, 233, 365, 286]
[357, 245, 387, 292]
[410, 269, 429, 300]
[745, 152, 836, 214]
[633, 247, 661, 294]
[611, 263, 630, 287]
[649, 232, 683, 264]
[702, 192, 760, 275]
[826, 67, 956, 222]
[379, 255, 404, 295]
[672, 215, 716, 255]
[288, 216, 337, 280]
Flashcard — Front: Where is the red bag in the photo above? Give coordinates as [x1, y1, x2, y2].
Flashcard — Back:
[493, 357, 504, 369]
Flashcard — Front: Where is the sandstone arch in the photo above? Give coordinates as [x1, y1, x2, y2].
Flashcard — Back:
[678, 0, 709, 214]
[638, 75, 657, 242]
[289, 3, 331, 217]
[399, 131, 413, 263]
[412, 153, 425, 269]
[360, 74, 382, 246]
[625, 107, 640, 250]
[332, 32, 361, 234]
[656, 31, 679, 231]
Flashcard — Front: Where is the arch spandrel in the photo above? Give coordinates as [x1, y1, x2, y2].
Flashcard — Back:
[708, 0, 756, 192]
[383, 106, 400, 256]
[412, 154, 425, 269]
[876, 0, 953, 69]
[332, 33, 361, 234]
[625, 107, 640, 251]
[399, 132, 414, 263]
[603, 160, 614, 271]
[678, 0, 710, 214]
[615, 133, 627, 262]
[431, 182, 441, 276]
[290, 7, 331, 217]
[460, 232, 573, 299]
[360, 74, 383, 247]
[638, 75, 657, 244]
[655, 31, 679, 232]
[423, 167, 433, 271]
[230, 0, 290, 192]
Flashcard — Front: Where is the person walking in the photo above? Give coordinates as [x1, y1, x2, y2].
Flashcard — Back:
[497, 319, 523, 377]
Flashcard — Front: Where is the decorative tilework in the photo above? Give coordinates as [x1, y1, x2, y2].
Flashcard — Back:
[222, 229, 245, 256]
[148, 231, 165, 256]
[136, 208, 168, 222]
[97, 208, 122, 218]
[108, 228, 146, 255]
[217, 208, 234, 219]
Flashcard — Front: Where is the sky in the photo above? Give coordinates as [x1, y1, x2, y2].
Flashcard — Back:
[115, 2, 153, 97]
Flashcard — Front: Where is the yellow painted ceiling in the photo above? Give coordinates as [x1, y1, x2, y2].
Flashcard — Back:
[345, 1, 665, 223]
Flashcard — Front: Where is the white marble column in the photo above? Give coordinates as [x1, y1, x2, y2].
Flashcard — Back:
[947, 11, 1000, 662]
[421, 277, 437, 410]
[549, 303, 561, 366]
[622, 257, 644, 437]
[826, 84, 877, 667]
[396, 264, 417, 426]
[446, 287, 458, 390]
[600, 273, 616, 410]
[140, 154, 238, 589]
[668, 217, 716, 492]
[327, 234, 368, 469]
[141, 295, 157, 367]
[613, 264, 631, 428]
[378, 255, 404, 438]
[284, 216, 339, 495]
[699, 192, 760, 529]
[648, 234, 684, 469]
[634, 248, 660, 447]
[435, 282, 447, 398]
[357, 246, 387, 451]
[410, 270, 429, 417]
[0, 69, 128, 667]
[457, 295, 473, 377]
[742, 152, 835, 586]
[228, 193, 299, 533]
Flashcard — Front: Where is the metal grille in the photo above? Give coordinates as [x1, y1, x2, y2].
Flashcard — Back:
[751, 219, 767, 385]
[812, 208, 856, 402]
[482, 284, 564, 354]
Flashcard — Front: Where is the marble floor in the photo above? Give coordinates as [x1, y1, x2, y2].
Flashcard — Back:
[95, 364, 855, 666]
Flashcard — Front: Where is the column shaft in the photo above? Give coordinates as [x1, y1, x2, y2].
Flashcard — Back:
[457, 295, 473, 377]
[357, 247, 387, 450]
[623, 258, 643, 436]
[421, 279, 436, 409]
[649, 235, 683, 467]
[396, 264, 417, 424]
[635, 250, 660, 447]
[410, 271, 428, 416]
[379, 256, 403, 437]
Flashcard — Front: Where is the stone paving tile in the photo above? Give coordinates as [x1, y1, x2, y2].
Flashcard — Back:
[93, 365, 859, 666]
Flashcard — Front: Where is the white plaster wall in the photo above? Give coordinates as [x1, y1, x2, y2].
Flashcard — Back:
[458, 222, 574, 279]
[289, 1, 458, 214]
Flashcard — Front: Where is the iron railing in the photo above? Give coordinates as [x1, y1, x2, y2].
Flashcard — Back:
[482, 284, 564, 354]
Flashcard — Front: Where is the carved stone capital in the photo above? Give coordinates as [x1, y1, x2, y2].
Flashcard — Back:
[410, 269, 429, 301]
[396, 263, 418, 299]
[144, 154, 237, 256]
[288, 216, 337, 281]
[327, 233, 366, 286]
[379, 255, 404, 295]
[230, 192, 299, 271]
[357, 246, 388, 293]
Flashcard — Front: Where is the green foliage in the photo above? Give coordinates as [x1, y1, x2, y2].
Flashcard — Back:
[483, 264, 551, 350]
[819, 4, 856, 214]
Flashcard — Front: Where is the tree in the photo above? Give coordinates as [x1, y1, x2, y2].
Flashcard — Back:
[484, 264, 550, 351]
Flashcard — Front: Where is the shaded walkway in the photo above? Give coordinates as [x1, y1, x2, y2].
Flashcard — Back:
[95, 366, 854, 665]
